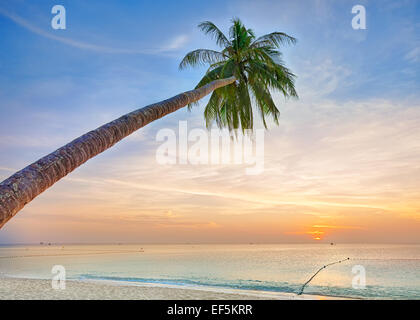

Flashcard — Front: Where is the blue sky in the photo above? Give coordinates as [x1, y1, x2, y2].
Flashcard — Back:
[0, 0, 419, 243]
[0, 0, 418, 165]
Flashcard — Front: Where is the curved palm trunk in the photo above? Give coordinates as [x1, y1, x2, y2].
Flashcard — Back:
[0, 76, 236, 229]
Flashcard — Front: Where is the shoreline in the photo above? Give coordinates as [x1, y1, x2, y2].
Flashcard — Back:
[0, 276, 352, 300]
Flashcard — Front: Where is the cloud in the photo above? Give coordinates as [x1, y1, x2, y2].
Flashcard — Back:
[405, 46, 420, 63]
[165, 35, 190, 51]
[0, 7, 188, 55]
[311, 225, 363, 230]
[77, 176, 389, 211]
[292, 58, 352, 100]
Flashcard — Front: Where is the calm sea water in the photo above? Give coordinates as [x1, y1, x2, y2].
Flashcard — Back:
[0, 243, 419, 299]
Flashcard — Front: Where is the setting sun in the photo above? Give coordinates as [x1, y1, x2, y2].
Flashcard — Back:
[306, 230, 325, 241]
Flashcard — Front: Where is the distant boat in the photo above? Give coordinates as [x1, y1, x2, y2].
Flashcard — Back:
[330, 242, 334, 245]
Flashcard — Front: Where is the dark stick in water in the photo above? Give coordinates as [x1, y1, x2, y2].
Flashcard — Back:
[297, 257, 350, 295]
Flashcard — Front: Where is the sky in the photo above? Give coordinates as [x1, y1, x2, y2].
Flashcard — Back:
[0, 0, 419, 244]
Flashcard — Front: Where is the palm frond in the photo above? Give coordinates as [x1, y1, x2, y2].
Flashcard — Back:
[249, 80, 280, 128]
[198, 21, 231, 48]
[252, 32, 297, 48]
[179, 49, 227, 70]
[247, 60, 298, 98]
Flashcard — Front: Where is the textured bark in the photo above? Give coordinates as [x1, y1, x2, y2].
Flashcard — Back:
[0, 76, 236, 229]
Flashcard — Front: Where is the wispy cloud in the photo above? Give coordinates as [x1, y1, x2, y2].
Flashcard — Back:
[405, 46, 420, 63]
[0, 7, 189, 54]
[165, 35, 190, 51]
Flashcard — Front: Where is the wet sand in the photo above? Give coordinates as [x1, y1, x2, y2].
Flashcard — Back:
[0, 277, 347, 300]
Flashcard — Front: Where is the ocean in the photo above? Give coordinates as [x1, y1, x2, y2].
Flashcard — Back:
[0, 243, 419, 299]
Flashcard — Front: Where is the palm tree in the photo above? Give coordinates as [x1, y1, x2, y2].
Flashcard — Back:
[0, 18, 297, 229]
[180, 19, 297, 131]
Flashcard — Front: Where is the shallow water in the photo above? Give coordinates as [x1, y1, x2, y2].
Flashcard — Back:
[0, 243, 419, 299]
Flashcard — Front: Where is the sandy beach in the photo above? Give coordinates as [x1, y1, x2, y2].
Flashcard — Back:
[0, 277, 346, 300]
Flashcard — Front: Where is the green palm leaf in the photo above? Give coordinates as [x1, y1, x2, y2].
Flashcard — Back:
[179, 49, 227, 70]
[198, 21, 231, 48]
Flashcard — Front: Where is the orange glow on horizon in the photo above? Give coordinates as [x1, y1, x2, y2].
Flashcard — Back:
[306, 230, 325, 240]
